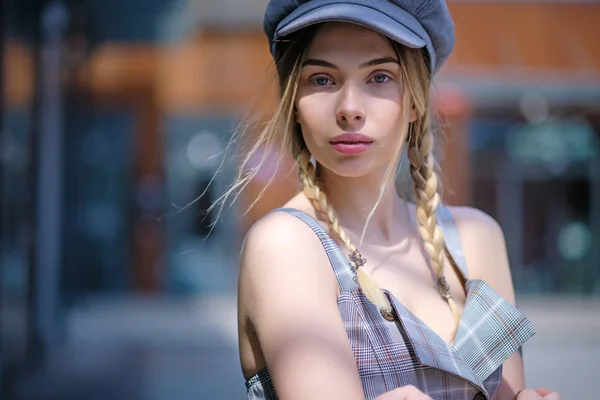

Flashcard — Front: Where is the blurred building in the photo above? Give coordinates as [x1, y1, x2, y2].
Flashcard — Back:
[1, 0, 599, 396]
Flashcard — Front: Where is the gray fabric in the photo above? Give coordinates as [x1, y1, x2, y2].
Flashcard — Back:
[263, 0, 455, 73]
[437, 204, 469, 280]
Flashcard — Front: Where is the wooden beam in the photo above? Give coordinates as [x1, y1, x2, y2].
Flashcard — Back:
[131, 96, 164, 291]
[3, 41, 34, 108]
[155, 31, 277, 112]
[73, 44, 156, 102]
[446, 2, 600, 72]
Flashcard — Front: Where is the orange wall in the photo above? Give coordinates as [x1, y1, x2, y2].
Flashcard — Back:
[446, 2, 600, 71]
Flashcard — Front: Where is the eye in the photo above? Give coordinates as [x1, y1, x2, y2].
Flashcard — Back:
[369, 73, 391, 84]
[310, 76, 334, 86]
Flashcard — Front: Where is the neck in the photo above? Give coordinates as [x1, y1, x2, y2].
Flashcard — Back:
[318, 167, 412, 244]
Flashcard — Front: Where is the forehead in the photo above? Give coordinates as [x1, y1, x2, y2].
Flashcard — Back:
[305, 22, 397, 60]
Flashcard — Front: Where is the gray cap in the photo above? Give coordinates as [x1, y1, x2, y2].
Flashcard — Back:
[264, 0, 455, 74]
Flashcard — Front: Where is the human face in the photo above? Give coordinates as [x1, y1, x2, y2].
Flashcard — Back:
[295, 22, 414, 179]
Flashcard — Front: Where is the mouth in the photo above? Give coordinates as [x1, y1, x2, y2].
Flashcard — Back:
[329, 133, 374, 145]
[329, 133, 373, 155]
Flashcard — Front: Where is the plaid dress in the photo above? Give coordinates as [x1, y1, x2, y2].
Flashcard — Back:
[246, 206, 535, 400]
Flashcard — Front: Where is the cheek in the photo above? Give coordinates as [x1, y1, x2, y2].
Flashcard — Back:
[296, 95, 334, 133]
[370, 99, 404, 132]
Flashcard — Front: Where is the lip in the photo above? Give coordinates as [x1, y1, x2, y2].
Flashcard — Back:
[329, 133, 373, 144]
[329, 133, 373, 155]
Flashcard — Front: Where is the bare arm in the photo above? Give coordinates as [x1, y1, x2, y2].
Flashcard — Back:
[239, 212, 366, 400]
[449, 207, 526, 399]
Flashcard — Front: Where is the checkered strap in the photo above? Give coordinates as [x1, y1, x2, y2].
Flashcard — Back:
[436, 204, 469, 281]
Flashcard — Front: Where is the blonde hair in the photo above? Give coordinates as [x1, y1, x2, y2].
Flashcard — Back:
[213, 27, 460, 329]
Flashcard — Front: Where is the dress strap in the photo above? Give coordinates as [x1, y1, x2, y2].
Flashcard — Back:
[436, 204, 470, 281]
[266, 208, 358, 292]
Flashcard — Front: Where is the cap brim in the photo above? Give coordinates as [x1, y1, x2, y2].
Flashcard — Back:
[275, 2, 427, 52]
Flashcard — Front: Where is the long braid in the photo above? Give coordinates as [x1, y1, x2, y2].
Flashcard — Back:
[408, 118, 462, 330]
[297, 149, 393, 316]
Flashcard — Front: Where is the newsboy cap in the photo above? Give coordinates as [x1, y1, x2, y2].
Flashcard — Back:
[264, 0, 455, 74]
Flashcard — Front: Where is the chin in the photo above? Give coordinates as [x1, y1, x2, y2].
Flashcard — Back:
[319, 156, 383, 180]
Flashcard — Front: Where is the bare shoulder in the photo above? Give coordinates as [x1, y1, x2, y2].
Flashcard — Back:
[239, 208, 339, 320]
[444, 205, 516, 304]
[240, 208, 330, 277]
[445, 205, 504, 242]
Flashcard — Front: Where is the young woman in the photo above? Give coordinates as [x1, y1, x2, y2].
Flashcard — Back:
[228, 1, 560, 399]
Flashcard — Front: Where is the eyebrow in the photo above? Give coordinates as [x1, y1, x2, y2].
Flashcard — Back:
[302, 57, 400, 69]
[359, 57, 400, 68]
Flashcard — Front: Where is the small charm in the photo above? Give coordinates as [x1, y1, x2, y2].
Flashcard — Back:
[380, 307, 396, 321]
[437, 276, 452, 300]
[349, 249, 367, 271]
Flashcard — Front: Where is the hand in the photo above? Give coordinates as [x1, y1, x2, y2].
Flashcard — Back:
[376, 385, 433, 400]
[517, 388, 561, 400]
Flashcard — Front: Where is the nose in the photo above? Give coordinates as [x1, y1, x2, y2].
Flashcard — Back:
[336, 83, 365, 130]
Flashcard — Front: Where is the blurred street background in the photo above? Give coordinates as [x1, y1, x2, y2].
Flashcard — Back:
[1, 0, 598, 399]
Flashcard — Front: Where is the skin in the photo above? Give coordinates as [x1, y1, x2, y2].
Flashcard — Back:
[237, 22, 558, 400]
